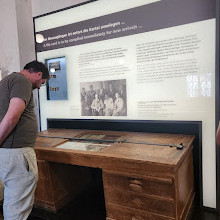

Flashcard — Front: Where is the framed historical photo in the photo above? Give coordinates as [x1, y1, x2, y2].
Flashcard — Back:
[46, 57, 68, 100]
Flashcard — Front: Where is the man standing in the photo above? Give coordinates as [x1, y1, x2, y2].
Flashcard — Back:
[87, 84, 96, 106]
[97, 82, 107, 101]
[0, 60, 49, 220]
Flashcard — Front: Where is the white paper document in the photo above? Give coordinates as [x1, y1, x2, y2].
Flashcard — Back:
[56, 141, 111, 152]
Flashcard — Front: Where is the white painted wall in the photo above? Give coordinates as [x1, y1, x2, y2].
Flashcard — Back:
[16, 0, 36, 68]
[0, 0, 21, 77]
[0, 0, 88, 77]
[0, 0, 35, 76]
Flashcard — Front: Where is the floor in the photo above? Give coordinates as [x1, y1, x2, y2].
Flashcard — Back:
[0, 182, 219, 220]
[28, 208, 219, 220]
[0, 196, 219, 220]
[28, 187, 219, 220]
[190, 207, 219, 220]
[28, 203, 219, 220]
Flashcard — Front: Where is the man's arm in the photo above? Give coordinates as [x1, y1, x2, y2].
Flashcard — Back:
[0, 97, 25, 146]
[216, 121, 220, 146]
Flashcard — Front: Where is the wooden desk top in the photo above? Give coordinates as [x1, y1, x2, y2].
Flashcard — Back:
[35, 129, 194, 178]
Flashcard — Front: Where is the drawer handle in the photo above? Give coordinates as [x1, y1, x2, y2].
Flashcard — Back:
[132, 216, 144, 220]
[129, 183, 142, 192]
[129, 179, 142, 186]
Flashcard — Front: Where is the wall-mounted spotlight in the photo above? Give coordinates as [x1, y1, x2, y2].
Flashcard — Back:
[36, 34, 45, 43]
[50, 68, 55, 73]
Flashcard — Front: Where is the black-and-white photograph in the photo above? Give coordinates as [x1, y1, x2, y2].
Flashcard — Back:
[80, 79, 127, 116]
[49, 61, 61, 71]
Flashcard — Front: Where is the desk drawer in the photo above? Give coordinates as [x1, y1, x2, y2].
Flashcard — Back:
[103, 171, 174, 199]
[106, 203, 175, 220]
[105, 188, 175, 217]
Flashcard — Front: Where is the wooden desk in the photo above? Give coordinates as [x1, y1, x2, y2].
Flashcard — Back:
[34, 129, 195, 220]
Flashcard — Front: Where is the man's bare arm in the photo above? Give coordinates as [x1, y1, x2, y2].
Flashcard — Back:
[216, 121, 220, 146]
[0, 97, 25, 146]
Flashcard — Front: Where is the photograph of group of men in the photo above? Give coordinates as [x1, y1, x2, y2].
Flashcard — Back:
[80, 79, 127, 116]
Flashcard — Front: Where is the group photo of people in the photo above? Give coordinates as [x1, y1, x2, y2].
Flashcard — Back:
[80, 79, 127, 116]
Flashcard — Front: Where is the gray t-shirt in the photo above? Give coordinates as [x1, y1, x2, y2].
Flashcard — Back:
[0, 72, 38, 148]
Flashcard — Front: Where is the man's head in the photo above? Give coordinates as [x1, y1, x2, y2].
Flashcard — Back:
[24, 61, 49, 80]
[22, 61, 50, 89]
[119, 84, 124, 91]
[82, 87, 86, 93]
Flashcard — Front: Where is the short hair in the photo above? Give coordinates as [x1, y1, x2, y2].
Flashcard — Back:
[24, 61, 49, 80]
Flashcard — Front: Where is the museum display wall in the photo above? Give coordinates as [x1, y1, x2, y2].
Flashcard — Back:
[34, 0, 217, 208]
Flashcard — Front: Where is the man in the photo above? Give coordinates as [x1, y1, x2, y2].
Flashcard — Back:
[96, 82, 107, 101]
[107, 82, 116, 100]
[112, 92, 126, 116]
[91, 93, 104, 116]
[80, 87, 87, 101]
[0, 60, 49, 220]
[216, 121, 220, 145]
[87, 84, 96, 106]
[103, 93, 113, 116]
[118, 83, 126, 103]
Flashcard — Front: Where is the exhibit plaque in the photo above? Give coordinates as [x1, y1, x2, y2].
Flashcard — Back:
[46, 57, 67, 100]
